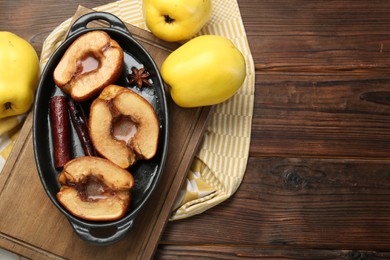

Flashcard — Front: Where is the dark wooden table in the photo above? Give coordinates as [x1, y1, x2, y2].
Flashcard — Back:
[2, 0, 390, 259]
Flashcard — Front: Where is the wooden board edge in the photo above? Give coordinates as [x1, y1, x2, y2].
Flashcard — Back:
[0, 112, 33, 193]
[0, 232, 65, 260]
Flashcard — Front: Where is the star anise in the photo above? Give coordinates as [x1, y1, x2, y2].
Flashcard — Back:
[127, 67, 152, 88]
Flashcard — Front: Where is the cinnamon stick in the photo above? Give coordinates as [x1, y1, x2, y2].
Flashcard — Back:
[50, 96, 71, 168]
[67, 99, 96, 156]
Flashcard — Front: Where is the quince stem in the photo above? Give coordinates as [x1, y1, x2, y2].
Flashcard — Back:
[164, 15, 174, 23]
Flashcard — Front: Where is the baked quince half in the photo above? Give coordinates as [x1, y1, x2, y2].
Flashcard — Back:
[89, 85, 160, 169]
[53, 30, 123, 101]
[56, 156, 134, 221]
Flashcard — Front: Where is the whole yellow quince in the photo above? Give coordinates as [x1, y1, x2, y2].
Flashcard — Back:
[0, 31, 39, 119]
[161, 35, 246, 107]
[143, 0, 211, 42]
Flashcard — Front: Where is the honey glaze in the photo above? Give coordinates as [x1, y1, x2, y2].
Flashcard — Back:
[112, 116, 138, 144]
[76, 54, 99, 75]
[75, 175, 115, 202]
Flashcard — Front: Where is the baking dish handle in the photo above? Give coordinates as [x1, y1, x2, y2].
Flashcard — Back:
[67, 11, 131, 37]
[70, 219, 134, 245]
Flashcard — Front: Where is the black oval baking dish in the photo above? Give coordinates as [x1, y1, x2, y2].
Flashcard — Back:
[33, 12, 169, 245]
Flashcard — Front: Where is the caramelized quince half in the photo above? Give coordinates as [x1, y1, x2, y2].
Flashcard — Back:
[89, 85, 160, 168]
[53, 30, 124, 101]
[56, 156, 134, 221]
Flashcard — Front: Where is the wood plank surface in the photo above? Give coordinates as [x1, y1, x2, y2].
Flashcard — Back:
[252, 73, 390, 158]
[1, 0, 390, 259]
[156, 246, 390, 259]
[161, 158, 390, 249]
[158, 0, 390, 258]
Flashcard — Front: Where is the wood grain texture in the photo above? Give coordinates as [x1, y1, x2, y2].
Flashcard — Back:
[251, 73, 390, 158]
[239, 0, 390, 71]
[158, 0, 390, 258]
[1, 0, 390, 259]
[161, 158, 390, 250]
[238, 0, 390, 159]
[156, 246, 390, 260]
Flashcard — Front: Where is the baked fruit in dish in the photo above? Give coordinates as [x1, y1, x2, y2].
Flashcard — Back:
[57, 156, 134, 221]
[89, 85, 160, 169]
[53, 31, 124, 101]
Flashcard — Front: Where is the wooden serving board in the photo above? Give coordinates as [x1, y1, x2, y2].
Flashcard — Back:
[0, 6, 211, 260]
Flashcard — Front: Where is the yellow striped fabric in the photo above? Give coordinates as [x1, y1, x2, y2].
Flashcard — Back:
[0, 115, 25, 170]
[1, 0, 255, 220]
